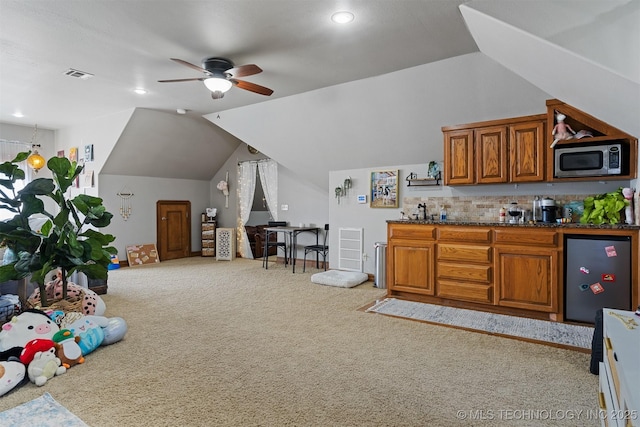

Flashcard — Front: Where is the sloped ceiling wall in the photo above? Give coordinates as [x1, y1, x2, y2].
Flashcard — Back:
[101, 108, 241, 180]
[460, 0, 640, 137]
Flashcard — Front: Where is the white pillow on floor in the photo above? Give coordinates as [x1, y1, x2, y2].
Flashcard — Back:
[310, 270, 369, 288]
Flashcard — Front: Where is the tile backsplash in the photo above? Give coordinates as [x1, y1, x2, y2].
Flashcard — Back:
[402, 195, 589, 222]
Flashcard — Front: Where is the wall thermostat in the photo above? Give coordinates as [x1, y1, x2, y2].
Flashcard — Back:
[357, 195, 367, 204]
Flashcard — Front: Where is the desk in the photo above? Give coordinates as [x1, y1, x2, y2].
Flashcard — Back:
[264, 226, 319, 273]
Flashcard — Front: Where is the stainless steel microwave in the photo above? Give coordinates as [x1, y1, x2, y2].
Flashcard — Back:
[554, 143, 623, 178]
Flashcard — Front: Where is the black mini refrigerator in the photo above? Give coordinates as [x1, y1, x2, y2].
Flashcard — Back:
[564, 235, 631, 323]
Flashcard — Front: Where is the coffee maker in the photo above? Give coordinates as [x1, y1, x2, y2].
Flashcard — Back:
[541, 198, 557, 223]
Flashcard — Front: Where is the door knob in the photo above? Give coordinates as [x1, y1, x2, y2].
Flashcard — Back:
[161, 217, 167, 221]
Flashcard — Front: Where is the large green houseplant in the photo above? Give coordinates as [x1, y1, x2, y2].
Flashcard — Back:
[0, 152, 116, 307]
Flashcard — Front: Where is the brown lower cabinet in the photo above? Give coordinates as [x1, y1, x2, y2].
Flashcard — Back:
[387, 222, 639, 321]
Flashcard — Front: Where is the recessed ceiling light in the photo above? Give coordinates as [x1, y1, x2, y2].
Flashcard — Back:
[331, 11, 354, 24]
[134, 88, 147, 95]
[12, 112, 24, 118]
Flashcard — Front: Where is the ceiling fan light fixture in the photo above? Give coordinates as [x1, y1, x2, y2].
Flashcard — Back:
[204, 78, 232, 93]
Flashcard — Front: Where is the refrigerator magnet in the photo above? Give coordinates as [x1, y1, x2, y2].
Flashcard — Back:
[580, 267, 590, 274]
[579, 283, 590, 291]
[605, 246, 617, 257]
[590, 283, 605, 294]
[602, 273, 615, 282]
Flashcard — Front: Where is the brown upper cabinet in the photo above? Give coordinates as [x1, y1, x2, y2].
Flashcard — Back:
[443, 114, 546, 185]
[442, 100, 638, 186]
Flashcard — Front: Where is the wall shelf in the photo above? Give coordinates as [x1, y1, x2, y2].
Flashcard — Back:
[406, 171, 441, 187]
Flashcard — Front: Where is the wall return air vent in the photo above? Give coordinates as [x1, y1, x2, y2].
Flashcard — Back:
[63, 68, 94, 79]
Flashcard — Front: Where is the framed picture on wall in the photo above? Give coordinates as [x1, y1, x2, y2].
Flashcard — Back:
[68, 147, 79, 187]
[69, 147, 78, 163]
[370, 170, 398, 208]
[84, 144, 94, 162]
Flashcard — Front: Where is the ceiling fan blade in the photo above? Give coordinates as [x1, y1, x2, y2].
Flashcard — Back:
[170, 58, 211, 75]
[158, 77, 206, 83]
[225, 64, 262, 78]
[231, 79, 274, 96]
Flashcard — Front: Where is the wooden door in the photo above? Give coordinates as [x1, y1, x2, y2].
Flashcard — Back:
[476, 126, 507, 183]
[157, 201, 191, 261]
[443, 130, 474, 185]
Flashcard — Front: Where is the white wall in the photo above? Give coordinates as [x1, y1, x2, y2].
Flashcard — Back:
[55, 108, 134, 197]
[100, 174, 210, 259]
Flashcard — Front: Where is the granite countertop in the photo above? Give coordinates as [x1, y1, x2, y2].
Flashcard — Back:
[386, 219, 640, 230]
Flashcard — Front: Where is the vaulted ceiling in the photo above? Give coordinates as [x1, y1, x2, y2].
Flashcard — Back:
[1, 1, 638, 185]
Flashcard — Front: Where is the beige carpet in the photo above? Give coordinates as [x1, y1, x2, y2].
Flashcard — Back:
[0, 258, 599, 426]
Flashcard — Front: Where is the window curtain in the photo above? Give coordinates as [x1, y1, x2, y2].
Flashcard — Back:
[237, 162, 257, 259]
[258, 159, 278, 222]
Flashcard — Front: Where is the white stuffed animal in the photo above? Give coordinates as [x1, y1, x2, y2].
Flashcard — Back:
[27, 348, 66, 386]
[0, 309, 59, 353]
[0, 359, 26, 396]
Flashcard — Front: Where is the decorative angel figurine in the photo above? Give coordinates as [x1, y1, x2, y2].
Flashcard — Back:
[550, 113, 576, 148]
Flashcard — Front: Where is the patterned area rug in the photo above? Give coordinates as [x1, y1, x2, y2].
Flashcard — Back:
[0, 392, 88, 427]
[366, 298, 595, 350]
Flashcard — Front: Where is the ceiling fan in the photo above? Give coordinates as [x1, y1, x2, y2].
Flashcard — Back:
[158, 57, 274, 99]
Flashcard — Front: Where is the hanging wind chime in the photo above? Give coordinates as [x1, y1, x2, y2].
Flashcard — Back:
[116, 187, 134, 220]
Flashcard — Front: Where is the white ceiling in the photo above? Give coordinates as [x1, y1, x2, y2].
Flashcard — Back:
[0, 0, 479, 130]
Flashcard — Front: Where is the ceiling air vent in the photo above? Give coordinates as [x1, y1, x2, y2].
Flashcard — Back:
[63, 68, 94, 80]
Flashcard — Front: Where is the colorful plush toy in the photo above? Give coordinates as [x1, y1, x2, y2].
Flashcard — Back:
[27, 275, 106, 316]
[19, 338, 56, 365]
[0, 309, 60, 360]
[0, 358, 26, 396]
[101, 317, 128, 346]
[53, 329, 85, 368]
[46, 310, 127, 354]
[27, 347, 66, 386]
[63, 314, 109, 355]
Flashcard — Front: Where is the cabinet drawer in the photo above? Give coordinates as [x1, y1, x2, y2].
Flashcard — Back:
[437, 261, 491, 283]
[604, 337, 623, 407]
[437, 244, 491, 263]
[202, 223, 215, 231]
[437, 280, 493, 304]
[438, 226, 492, 243]
[494, 229, 557, 246]
[389, 224, 436, 240]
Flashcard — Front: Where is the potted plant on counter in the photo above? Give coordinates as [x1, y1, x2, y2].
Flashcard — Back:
[0, 152, 116, 307]
[580, 187, 630, 225]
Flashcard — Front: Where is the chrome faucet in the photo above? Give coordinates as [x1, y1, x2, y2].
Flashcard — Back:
[417, 203, 427, 220]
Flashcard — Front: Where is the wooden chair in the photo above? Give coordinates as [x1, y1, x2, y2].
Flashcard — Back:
[303, 224, 329, 272]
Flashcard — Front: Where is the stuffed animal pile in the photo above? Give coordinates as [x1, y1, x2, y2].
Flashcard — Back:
[0, 274, 128, 396]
